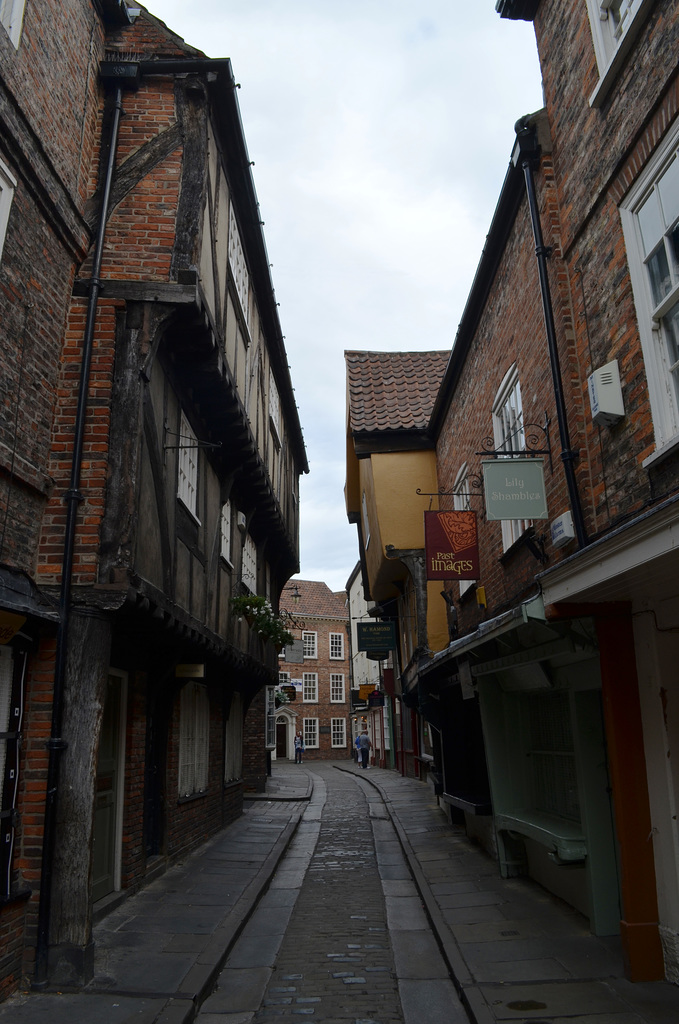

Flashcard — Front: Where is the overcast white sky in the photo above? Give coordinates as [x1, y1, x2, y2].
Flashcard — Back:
[147, 1, 544, 592]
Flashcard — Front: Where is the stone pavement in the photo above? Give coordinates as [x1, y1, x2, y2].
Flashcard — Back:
[197, 762, 463, 1024]
[1, 760, 679, 1024]
[0, 773, 312, 1024]
[338, 762, 679, 1024]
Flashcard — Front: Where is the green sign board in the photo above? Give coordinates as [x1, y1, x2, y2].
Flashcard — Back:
[357, 621, 396, 653]
[482, 458, 548, 521]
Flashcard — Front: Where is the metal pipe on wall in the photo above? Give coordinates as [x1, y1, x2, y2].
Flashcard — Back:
[34, 83, 125, 987]
[514, 122, 588, 550]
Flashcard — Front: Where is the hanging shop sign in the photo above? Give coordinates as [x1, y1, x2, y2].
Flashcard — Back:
[482, 458, 548, 521]
[368, 689, 385, 708]
[281, 638, 304, 664]
[175, 663, 205, 678]
[424, 510, 480, 581]
[357, 621, 396, 653]
[359, 683, 375, 701]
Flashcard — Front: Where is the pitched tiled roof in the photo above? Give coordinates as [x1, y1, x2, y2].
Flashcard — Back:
[345, 350, 449, 435]
[280, 579, 348, 620]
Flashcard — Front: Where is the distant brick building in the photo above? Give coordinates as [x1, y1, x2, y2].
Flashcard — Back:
[276, 580, 350, 761]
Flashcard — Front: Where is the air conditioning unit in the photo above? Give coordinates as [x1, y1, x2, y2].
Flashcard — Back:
[588, 359, 624, 427]
[237, 512, 247, 533]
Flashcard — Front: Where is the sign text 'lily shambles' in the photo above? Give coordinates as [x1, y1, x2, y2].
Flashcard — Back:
[482, 458, 548, 521]
[424, 510, 480, 581]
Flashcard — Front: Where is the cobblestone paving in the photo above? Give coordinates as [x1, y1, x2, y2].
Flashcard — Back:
[251, 767, 403, 1023]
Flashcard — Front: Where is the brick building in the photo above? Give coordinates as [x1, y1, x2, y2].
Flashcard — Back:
[345, 0, 679, 988]
[344, 350, 450, 781]
[276, 580, 350, 761]
[0, 0, 305, 997]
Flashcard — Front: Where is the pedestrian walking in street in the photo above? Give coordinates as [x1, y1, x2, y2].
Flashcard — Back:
[294, 731, 304, 763]
[354, 731, 361, 763]
[358, 729, 372, 769]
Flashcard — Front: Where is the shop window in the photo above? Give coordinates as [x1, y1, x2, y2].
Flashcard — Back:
[178, 682, 209, 798]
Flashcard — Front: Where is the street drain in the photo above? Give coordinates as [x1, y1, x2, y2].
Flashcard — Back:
[426, 825, 451, 832]
[500, 930, 519, 936]
[506, 1001, 547, 1011]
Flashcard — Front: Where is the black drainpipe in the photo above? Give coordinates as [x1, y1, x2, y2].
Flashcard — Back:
[34, 55, 232, 988]
[33, 82, 125, 988]
[514, 120, 588, 549]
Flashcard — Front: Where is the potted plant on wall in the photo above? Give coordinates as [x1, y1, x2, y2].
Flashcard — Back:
[230, 594, 295, 651]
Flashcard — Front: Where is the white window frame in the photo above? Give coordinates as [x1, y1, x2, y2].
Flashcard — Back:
[453, 463, 476, 597]
[302, 672, 318, 703]
[177, 412, 199, 520]
[265, 686, 276, 750]
[269, 367, 281, 447]
[331, 718, 347, 748]
[329, 632, 344, 660]
[621, 120, 679, 460]
[330, 673, 345, 703]
[220, 500, 232, 564]
[0, 0, 26, 48]
[0, 158, 16, 262]
[228, 203, 250, 327]
[178, 682, 209, 798]
[303, 717, 319, 749]
[492, 367, 530, 551]
[302, 631, 317, 659]
[242, 533, 257, 593]
[279, 671, 291, 685]
[585, 0, 654, 108]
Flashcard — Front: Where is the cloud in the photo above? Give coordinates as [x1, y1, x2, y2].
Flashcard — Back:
[147, 1, 544, 591]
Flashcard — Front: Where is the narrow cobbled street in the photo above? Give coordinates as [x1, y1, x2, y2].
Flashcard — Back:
[198, 764, 460, 1023]
[2, 762, 679, 1024]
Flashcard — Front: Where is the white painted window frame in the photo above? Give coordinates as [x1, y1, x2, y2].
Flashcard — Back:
[330, 673, 345, 703]
[269, 366, 281, 447]
[492, 367, 530, 550]
[329, 632, 344, 660]
[0, 0, 26, 48]
[177, 412, 199, 520]
[220, 500, 232, 564]
[331, 718, 347, 748]
[585, 0, 655, 108]
[178, 682, 209, 797]
[0, 157, 17, 262]
[620, 119, 679, 461]
[228, 202, 250, 327]
[302, 672, 318, 703]
[453, 462, 476, 597]
[302, 631, 317, 659]
[265, 686, 276, 749]
[242, 533, 257, 593]
[303, 717, 319, 749]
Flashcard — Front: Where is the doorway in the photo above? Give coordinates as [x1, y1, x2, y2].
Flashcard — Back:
[276, 720, 288, 758]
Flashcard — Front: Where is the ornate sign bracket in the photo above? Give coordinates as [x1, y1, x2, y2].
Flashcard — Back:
[475, 413, 552, 472]
[416, 475, 484, 505]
